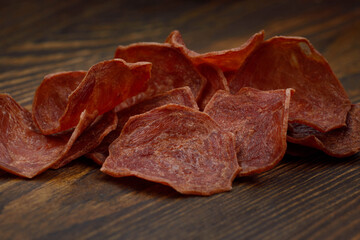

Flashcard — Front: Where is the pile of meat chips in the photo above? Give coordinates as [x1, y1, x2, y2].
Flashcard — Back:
[1, 30, 359, 196]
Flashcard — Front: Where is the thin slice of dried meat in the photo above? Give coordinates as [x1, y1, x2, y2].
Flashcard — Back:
[51, 110, 118, 169]
[165, 30, 264, 74]
[196, 63, 229, 110]
[114, 42, 206, 103]
[87, 86, 199, 165]
[229, 36, 351, 132]
[204, 88, 293, 176]
[0, 94, 90, 178]
[287, 104, 360, 157]
[33, 59, 151, 135]
[101, 104, 239, 195]
[31, 71, 86, 134]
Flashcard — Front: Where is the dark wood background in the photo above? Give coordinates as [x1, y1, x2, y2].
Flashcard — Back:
[1, 0, 360, 239]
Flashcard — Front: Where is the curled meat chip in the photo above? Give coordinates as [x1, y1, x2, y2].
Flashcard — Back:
[0, 94, 87, 178]
[196, 63, 229, 110]
[33, 59, 151, 135]
[87, 87, 199, 165]
[287, 104, 360, 158]
[101, 104, 239, 195]
[165, 30, 264, 74]
[0, 93, 119, 176]
[31, 71, 86, 133]
[229, 36, 351, 132]
[114, 42, 206, 102]
[204, 88, 293, 175]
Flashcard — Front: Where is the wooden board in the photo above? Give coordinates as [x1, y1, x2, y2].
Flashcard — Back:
[1, 0, 360, 239]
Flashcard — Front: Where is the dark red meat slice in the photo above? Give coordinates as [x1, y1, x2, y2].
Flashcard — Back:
[0, 94, 89, 178]
[33, 59, 151, 135]
[287, 104, 360, 157]
[196, 63, 229, 110]
[101, 104, 239, 195]
[87, 86, 199, 165]
[229, 36, 351, 132]
[204, 88, 293, 176]
[165, 30, 264, 73]
[31, 71, 86, 133]
[114, 42, 206, 103]
[51, 110, 118, 169]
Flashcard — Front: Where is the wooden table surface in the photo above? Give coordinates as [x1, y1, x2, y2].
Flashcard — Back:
[1, 0, 360, 239]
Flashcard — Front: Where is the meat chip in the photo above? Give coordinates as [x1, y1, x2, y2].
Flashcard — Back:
[165, 30, 264, 75]
[33, 59, 151, 135]
[196, 63, 229, 110]
[87, 86, 199, 165]
[0, 94, 86, 177]
[31, 71, 86, 134]
[204, 88, 293, 176]
[114, 42, 207, 103]
[287, 104, 360, 157]
[229, 36, 351, 132]
[101, 104, 239, 195]
[0, 93, 120, 177]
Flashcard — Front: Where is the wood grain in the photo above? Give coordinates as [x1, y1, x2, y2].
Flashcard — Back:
[1, 0, 360, 239]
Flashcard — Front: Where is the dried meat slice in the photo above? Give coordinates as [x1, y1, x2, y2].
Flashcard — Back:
[165, 30, 264, 74]
[31, 71, 86, 133]
[287, 104, 360, 157]
[229, 36, 351, 132]
[51, 110, 118, 169]
[0, 93, 119, 176]
[114, 42, 206, 103]
[204, 88, 293, 176]
[196, 63, 229, 110]
[33, 59, 151, 135]
[0, 94, 88, 178]
[87, 87, 199, 165]
[101, 104, 239, 195]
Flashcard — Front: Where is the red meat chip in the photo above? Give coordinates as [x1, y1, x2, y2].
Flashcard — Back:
[196, 63, 229, 110]
[87, 86, 199, 165]
[0, 94, 91, 178]
[114, 42, 207, 103]
[33, 59, 151, 135]
[204, 88, 293, 176]
[287, 104, 360, 158]
[229, 36, 351, 132]
[31, 71, 86, 133]
[101, 104, 239, 195]
[51, 110, 118, 169]
[165, 30, 264, 74]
